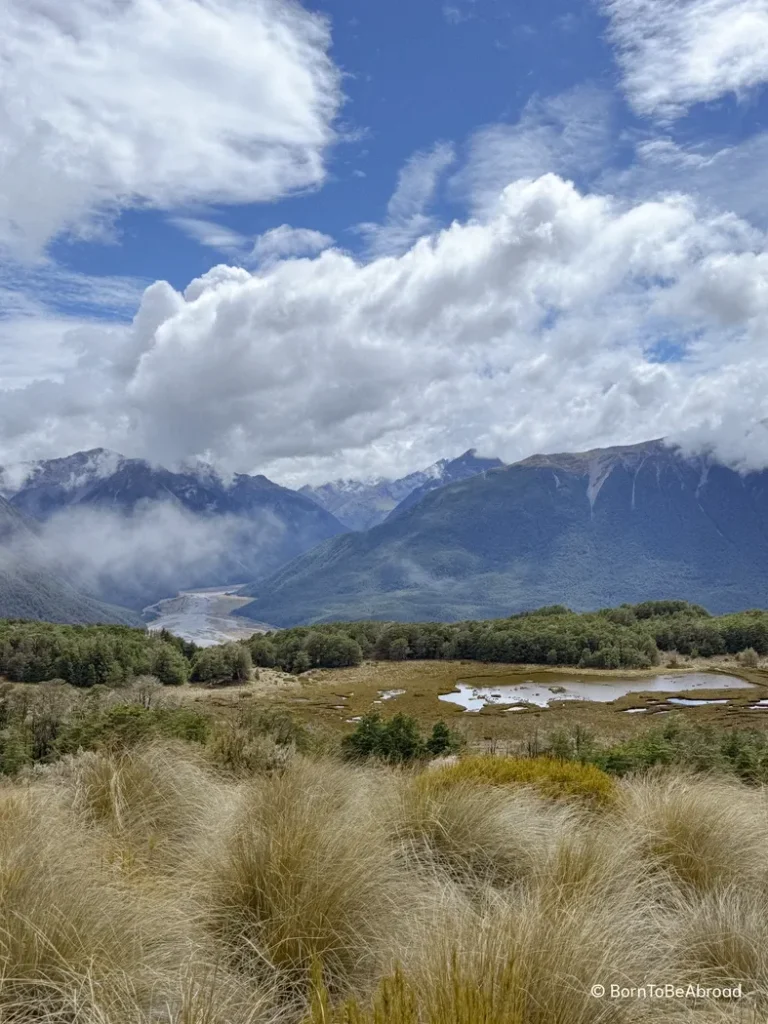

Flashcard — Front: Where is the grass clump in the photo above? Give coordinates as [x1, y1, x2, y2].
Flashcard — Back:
[389, 778, 572, 887]
[423, 754, 616, 805]
[618, 773, 768, 894]
[196, 758, 411, 994]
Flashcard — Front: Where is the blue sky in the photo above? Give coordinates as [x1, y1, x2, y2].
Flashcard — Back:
[2, 0, 768, 483]
[49, 0, 617, 292]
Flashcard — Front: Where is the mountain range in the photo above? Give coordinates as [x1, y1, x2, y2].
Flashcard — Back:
[299, 450, 503, 530]
[0, 449, 347, 612]
[6, 438, 768, 630]
[236, 439, 768, 626]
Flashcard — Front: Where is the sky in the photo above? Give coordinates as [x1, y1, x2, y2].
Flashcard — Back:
[2, 0, 768, 485]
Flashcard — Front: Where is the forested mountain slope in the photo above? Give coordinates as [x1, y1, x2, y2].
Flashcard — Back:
[237, 440, 768, 625]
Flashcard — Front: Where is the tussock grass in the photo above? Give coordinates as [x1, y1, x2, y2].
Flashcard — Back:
[0, 786, 176, 1019]
[195, 758, 415, 994]
[3, 740, 768, 1021]
[305, 884, 662, 1023]
[49, 741, 228, 873]
[618, 773, 768, 894]
[673, 888, 768, 994]
[388, 776, 573, 887]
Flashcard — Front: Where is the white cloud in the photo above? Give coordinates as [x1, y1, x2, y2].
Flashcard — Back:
[605, 132, 768, 226]
[249, 225, 335, 265]
[602, 0, 768, 119]
[442, 3, 474, 25]
[170, 218, 249, 257]
[3, 174, 768, 483]
[0, 0, 341, 256]
[357, 142, 456, 257]
[453, 87, 614, 214]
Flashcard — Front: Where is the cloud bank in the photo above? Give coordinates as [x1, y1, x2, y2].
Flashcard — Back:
[15, 502, 288, 610]
[3, 173, 768, 482]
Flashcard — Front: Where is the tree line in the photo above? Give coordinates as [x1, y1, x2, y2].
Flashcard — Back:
[2, 600, 768, 688]
[247, 601, 768, 673]
[0, 621, 250, 687]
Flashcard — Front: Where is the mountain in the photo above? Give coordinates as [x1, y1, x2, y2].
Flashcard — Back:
[236, 439, 768, 626]
[0, 496, 140, 625]
[385, 450, 504, 520]
[300, 449, 503, 530]
[5, 450, 347, 609]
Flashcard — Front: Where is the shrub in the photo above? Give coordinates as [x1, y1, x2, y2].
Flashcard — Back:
[56, 703, 210, 755]
[342, 713, 461, 765]
[739, 647, 759, 668]
[207, 708, 309, 776]
[423, 755, 616, 806]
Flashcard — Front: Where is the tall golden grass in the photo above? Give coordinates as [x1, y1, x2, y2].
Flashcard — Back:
[1, 742, 767, 1021]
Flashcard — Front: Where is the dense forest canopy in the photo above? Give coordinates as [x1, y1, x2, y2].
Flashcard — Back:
[248, 601, 768, 673]
[1, 601, 768, 686]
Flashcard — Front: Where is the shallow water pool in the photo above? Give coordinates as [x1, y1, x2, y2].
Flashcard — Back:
[438, 672, 752, 711]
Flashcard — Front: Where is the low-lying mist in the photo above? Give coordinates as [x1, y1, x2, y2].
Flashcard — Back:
[13, 501, 290, 611]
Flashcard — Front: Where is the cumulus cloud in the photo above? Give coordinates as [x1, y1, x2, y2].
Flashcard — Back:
[357, 142, 456, 256]
[602, 0, 768, 119]
[3, 174, 768, 482]
[249, 225, 335, 265]
[0, 0, 341, 256]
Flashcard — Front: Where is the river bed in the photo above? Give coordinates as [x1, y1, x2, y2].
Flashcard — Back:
[143, 587, 271, 647]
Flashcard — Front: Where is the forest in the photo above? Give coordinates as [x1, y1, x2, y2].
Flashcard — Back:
[248, 600, 768, 673]
[0, 621, 250, 687]
[2, 600, 767, 688]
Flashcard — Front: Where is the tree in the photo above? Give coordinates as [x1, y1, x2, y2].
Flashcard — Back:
[425, 721, 462, 756]
[190, 643, 251, 685]
[249, 636, 277, 667]
[388, 637, 410, 661]
[150, 643, 189, 686]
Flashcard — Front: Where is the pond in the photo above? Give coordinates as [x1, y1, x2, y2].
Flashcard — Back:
[438, 672, 753, 711]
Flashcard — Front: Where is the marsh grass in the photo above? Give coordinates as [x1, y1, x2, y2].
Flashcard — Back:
[421, 754, 616, 805]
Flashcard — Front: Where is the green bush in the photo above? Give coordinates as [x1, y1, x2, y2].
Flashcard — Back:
[342, 713, 461, 765]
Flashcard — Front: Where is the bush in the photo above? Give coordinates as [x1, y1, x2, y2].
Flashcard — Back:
[423, 755, 616, 806]
[342, 714, 461, 765]
[739, 647, 760, 668]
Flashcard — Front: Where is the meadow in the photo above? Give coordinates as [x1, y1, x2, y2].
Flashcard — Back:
[3, 601, 768, 1022]
[0, 669, 768, 1022]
